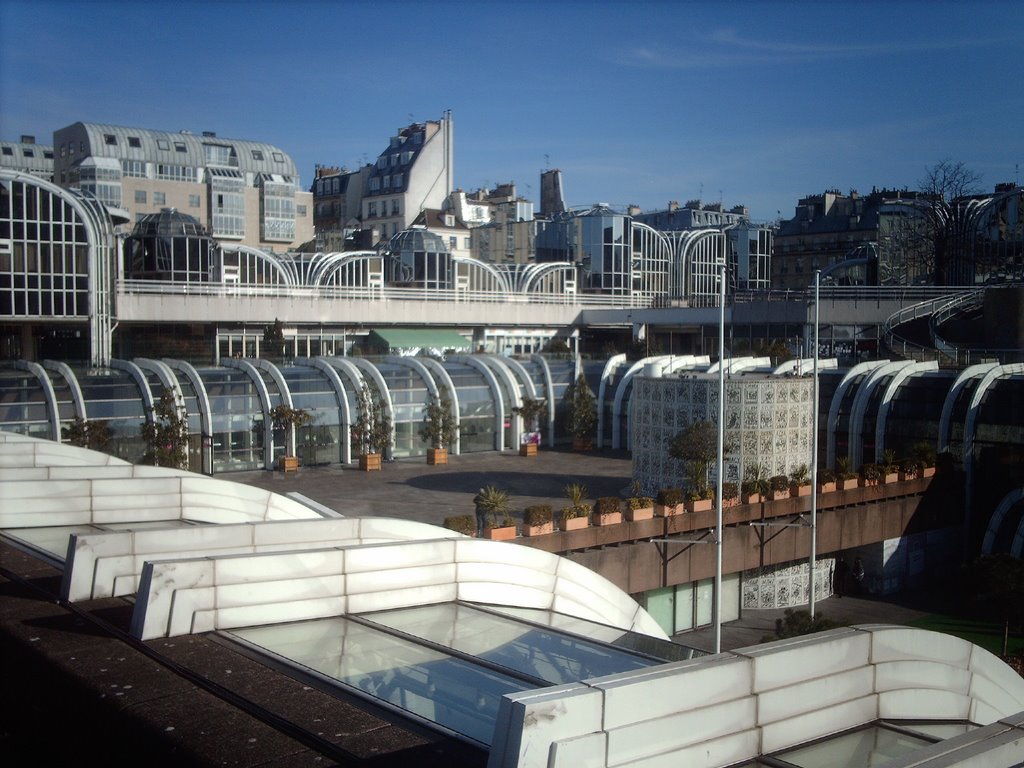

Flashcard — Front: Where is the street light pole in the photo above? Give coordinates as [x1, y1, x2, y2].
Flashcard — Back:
[714, 263, 725, 654]
[809, 270, 820, 618]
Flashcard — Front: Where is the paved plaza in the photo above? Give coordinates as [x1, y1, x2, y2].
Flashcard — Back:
[235, 447, 942, 653]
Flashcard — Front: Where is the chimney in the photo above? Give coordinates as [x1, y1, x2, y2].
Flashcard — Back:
[20, 135, 35, 144]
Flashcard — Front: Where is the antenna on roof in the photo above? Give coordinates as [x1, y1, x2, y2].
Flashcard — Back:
[544, 154, 549, 169]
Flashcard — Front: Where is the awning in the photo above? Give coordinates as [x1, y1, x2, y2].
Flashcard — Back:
[367, 328, 471, 351]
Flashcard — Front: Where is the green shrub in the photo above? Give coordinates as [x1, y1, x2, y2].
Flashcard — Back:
[656, 488, 684, 506]
[722, 481, 739, 501]
[628, 495, 655, 510]
[523, 505, 553, 526]
[859, 462, 881, 482]
[443, 515, 475, 536]
[769, 474, 790, 493]
[594, 496, 621, 515]
[818, 467, 836, 484]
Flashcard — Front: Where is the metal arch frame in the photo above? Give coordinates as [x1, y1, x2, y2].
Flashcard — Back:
[937, 363, 999, 454]
[675, 228, 726, 301]
[826, 360, 890, 469]
[447, 355, 507, 451]
[307, 251, 381, 287]
[873, 361, 939, 462]
[296, 357, 353, 465]
[772, 358, 839, 376]
[316, 357, 370, 464]
[848, 360, 913, 467]
[630, 222, 674, 300]
[13, 360, 61, 441]
[530, 354, 557, 447]
[611, 355, 669, 451]
[249, 359, 296, 455]
[136, 358, 209, 473]
[383, 355, 442, 453]
[162, 360, 214, 466]
[981, 488, 1024, 555]
[518, 262, 577, 295]
[451, 255, 514, 293]
[42, 361, 88, 420]
[345, 357, 397, 462]
[109, 359, 156, 421]
[660, 355, 709, 376]
[503, 355, 554, 446]
[596, 354, 628, 449]
[963, 364, 1024, 524]
[705, 356, 771, 375]
[219, 243, 300, 287]
[469, 355, 530, 449]
[221, 358, 276, 470]
[1, 171, 118, 366]
[417, 357, 462, 456]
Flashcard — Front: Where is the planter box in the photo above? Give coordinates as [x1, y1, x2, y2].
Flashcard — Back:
[522, 521, 553, 537]
[593, 511, 622, 526]
[741, 493, 762, 505]
[559, 515, 589, 531]
[359, 453, 382, 472]
[921, 466, 935, 478]
[721, 496, 740, 509]
[654, 503, 684, 517]
[838, 478, 858, 490]
[684, 498, 713, 513]
[572, 437, 594, 452]
[279, 455, 299, 474]
[790, 484, 812, 498]
[427, 447, 448, 465]
[625, 505, 654, 521]
[484, 525, 517, 541]
[519, 443, 537, 457]
[858, 477, 879, 488]
[770, 489, 789, 501]
[817, 482, 837, 494]
[882, 472, 899, 484]
[897, 471, 918, 482]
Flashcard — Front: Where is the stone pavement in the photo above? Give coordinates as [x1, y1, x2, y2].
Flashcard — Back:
[234, 447, 947, 652]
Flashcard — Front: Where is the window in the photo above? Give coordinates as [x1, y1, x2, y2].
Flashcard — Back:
[153, 192, 166, 205]
[449, 236, 457, 250]
[368, 202, 378, 217]
[377, 157, 388, 170]
[135, 190, 147, 204]
[401, 151, 413, 164]
[392, 173, 403, 187]
[22, 149, 34, 157]
[391, 199, 400, 216]
[1, 147, 11, 156]
[369, 178, 380, 192]
[104, 134, 117, 145]
[174, 142, 187, 153]
[251, 150, 264, 161]
[128, 136, 141, 148]
[383, 175, 391, 188]
[156, 139, 170, 151]
[122, 160, 146, 177]
[43, 150, 53, 159]
[60, 146, 66, 158]
[296, 205, 307, 216]
[189, 194, 200, 208]
[391, 154, 399, 167]
[272, 152, 284, 163]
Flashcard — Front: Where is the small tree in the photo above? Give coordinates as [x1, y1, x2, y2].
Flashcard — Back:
[271, 404, 311, 457]
[140, 388, 189, 468]
[351, 382, 392, 456]
[262, 318, 287, 360]
[513, 395, 547, 434]
[667, 420, 730, 499]
[566, 373, 597, 442]
[62, 416, 114, 453]
[477, 485, 513, 528]
[420, 386, 457, 449]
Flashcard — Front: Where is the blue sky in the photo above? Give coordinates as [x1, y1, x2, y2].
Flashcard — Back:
[1, 0, 1021, 221]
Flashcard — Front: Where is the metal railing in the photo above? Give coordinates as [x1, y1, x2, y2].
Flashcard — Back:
[117, 280, 655, 308]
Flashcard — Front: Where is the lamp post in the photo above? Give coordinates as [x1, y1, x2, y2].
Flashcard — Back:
[714, 263, 725, 654]
[809, 270, 820, 617]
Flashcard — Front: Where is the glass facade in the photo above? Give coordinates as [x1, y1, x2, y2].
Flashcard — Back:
[259, 177, 296, 242]
[208, 169, 245, 238]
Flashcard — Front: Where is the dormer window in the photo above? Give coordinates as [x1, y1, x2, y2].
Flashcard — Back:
[104, 134, 117, 145]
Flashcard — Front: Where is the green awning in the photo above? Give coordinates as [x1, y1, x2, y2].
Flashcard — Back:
[367, 328, 471, 351]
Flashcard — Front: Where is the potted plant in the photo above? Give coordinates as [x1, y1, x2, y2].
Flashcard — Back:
[722, 481, 740, 508]
[742, 463, 770, 504]
[817, 467, 837, 493]
[593, 496, 623, 526]
[881, 449, 900, 483]
[271, 403, 311, 473]
[898, 458, 919, 482]
[522, 504, 554, 536]
[835, 456, 858, 490]
[858, 462, 882, 487]
[789, 464, 812, 497]
[352, 382, 391, 471]
[912, 441, 937, 478]
[567, 373, 597, 451]
[668, 420, 733, 509]
[655, 487, 685, 517]
[626, 480, 655, 521]
[560, 482, 591, 530]
[62, 416, 114, 453]
[514, 396, 547, 456]
[769, 474, 790, 501]
[420, 385, 457, 465]
[477, 485, 516, 540]
[684, 489, 713, 513]
[442, 514, 475, 536]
